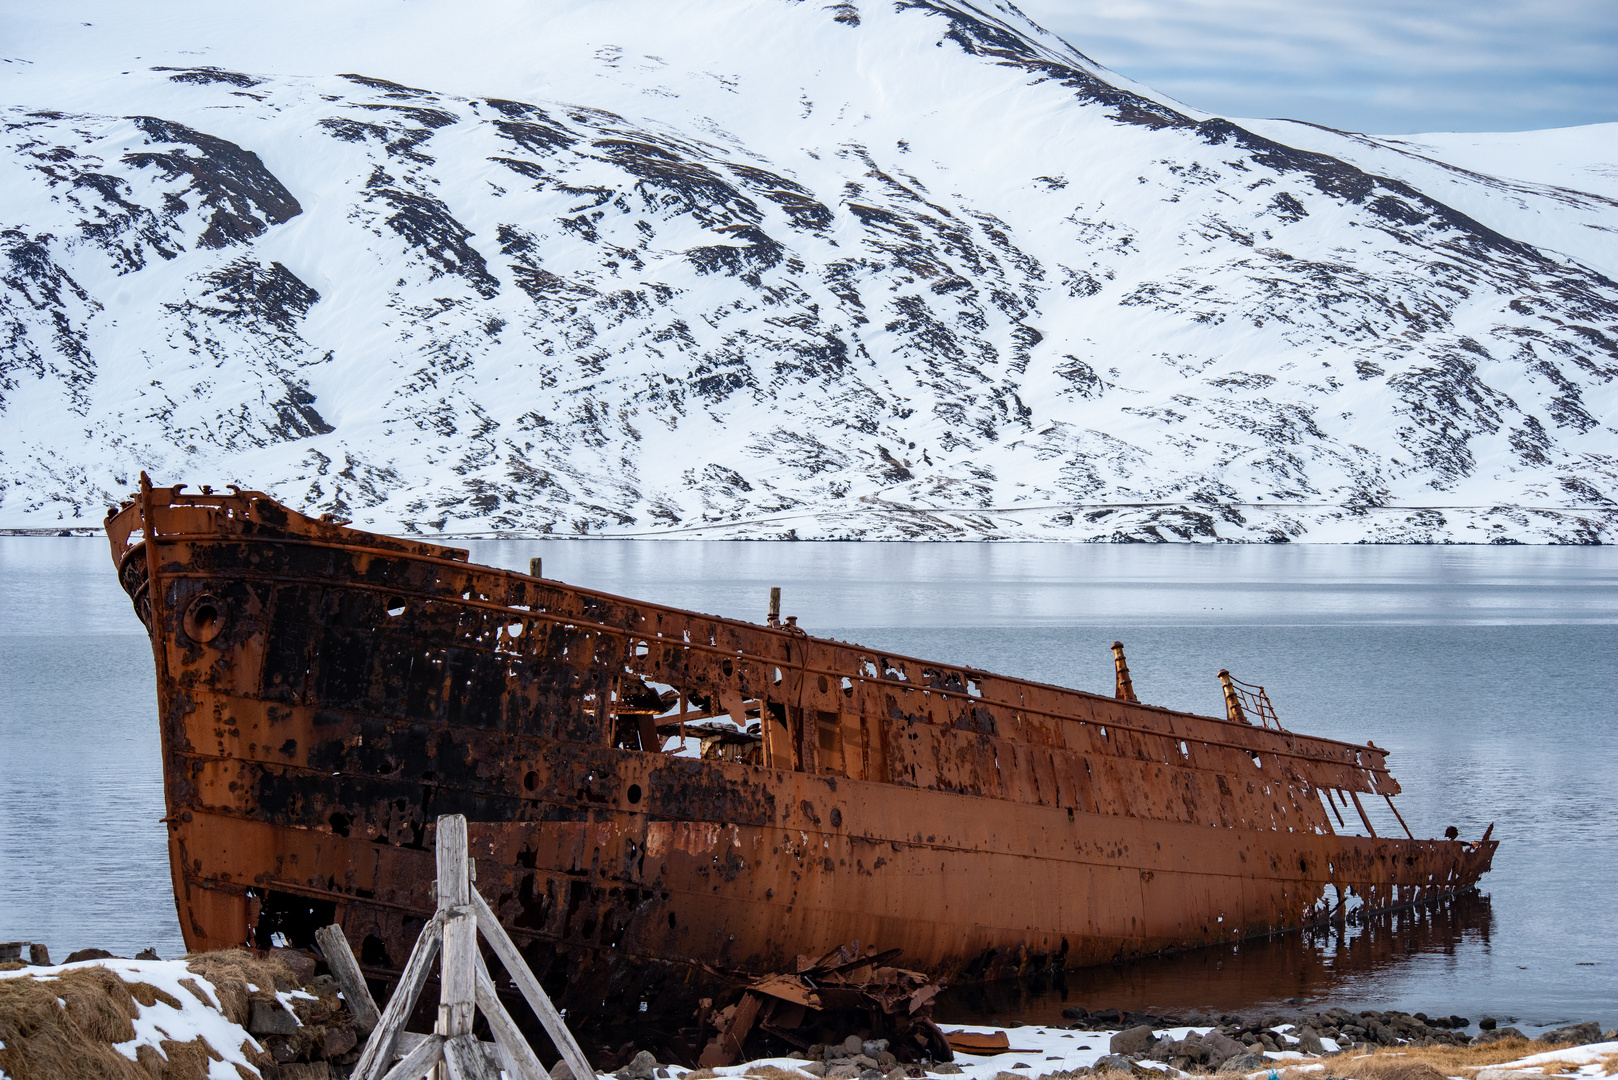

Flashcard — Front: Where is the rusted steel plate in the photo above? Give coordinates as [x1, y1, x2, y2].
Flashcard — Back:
[105, 479, 1497, 1026]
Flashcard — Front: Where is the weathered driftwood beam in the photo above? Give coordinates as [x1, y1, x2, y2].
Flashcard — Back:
[315, 923, 381, 1033]
[470, 888, 596, 1080]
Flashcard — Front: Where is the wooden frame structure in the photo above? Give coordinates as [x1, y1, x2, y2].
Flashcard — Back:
[324, 814, 596, 1080]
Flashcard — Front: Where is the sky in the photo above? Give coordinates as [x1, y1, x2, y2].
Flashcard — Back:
[1014, 0, 1618, 135]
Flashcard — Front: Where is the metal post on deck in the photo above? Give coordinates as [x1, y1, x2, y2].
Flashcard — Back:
[1111, 641, 1138, 702]
[768, 586, 781, 628]
[1218, 670, 1246, 724]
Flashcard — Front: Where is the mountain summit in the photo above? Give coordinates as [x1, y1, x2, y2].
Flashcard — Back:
[3, 0, 1614, 540]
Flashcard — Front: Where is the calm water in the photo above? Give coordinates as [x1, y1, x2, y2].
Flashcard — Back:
[1, 539, 1613, 1029]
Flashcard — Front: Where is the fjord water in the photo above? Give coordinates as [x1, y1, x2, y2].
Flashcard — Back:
[1, 539, 1613, 1028]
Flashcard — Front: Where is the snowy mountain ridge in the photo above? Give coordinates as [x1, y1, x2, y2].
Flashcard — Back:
[2, 0, 1615, 542]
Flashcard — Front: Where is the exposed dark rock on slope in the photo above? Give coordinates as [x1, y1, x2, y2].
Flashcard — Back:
[1, 1, 1614, 541]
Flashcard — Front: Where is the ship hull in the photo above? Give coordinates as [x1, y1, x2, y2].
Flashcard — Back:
[106, 482, 1495, 1024]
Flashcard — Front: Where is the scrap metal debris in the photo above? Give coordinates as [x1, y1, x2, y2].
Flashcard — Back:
[696, 944, 951, 1067]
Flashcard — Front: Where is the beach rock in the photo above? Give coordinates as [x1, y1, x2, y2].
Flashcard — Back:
[802, 1064, 829, 1077]
[1216, 1053, 1269, 1074]
[932, 1066, 964, 1075]
[1110, 1025, 1156, 1055]
[323, 1026, 357, 1057]
[1539, 1022, 1601, 1046]
[1480, 1019, 1497, 1030]
[552, 1059, 579, 1080]
[135, 948, 161, 960]
[865, 1040, 891, 1058]
[1473, 1027, 1526, 1045]
[64, 948, 115, 963]
[1092, 1054, 1137, 1074]
[853, 1055, 879, 1070]
[1603, 1031, 1618, 1043]
[878, 1052, 899, 1070]
[618, 1051, 660, 1080]
[1200, 1030, 1248, 1067]
[248, 998, 300, 1035]
[827, 1064, 861, 1079]
[1062, 1007, 1090, 1021]
[1295, 1028, 1325, 1055]
[845, 1036, 867, 1056]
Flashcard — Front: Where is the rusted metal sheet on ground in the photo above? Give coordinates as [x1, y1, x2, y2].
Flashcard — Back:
[105, 478, 1497, 1032]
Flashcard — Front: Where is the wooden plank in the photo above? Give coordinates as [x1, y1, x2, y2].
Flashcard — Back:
[352, 912, 445, 1080]
[398, 1032, 503, 1070]
[379, 1034, 443, 1080]
[442, 1033, 494, 1080]
[474, 953, 547, 1080]
[316, 924, 382, 1033]
[438, 911, 478, 1039]
[437, 814, 471, 910]
[470, 889, 595, 1080]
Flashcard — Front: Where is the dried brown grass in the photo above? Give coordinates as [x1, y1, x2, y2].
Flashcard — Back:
[1287, 1039, 1594, 1080]
[0, 962, 269, 1080]
[744, 1067, 821, 1080]
[182, 949, 298, 1026]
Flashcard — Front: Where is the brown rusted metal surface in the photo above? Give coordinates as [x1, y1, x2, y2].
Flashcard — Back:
[104, 479, 1497, 1030]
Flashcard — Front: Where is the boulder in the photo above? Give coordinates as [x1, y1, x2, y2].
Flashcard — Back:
[552, 1059, 579, 1080]
[826, 1064, 861, 1079]
[1479, 1019, 1498, 1031]
[1216, 1053, 1269, 1074]
[864, 1040, 891, 1058]
[617, 1051, 660, 1080]
[802, 1064, 829, 1077]
[845, 1035, 867, 1056]
[64, 948, 116, 963]
[1109, 1025, 1156, 1056]
[1092, 1054, 1137, 1074]
[1200, 1029, 1249, 1067]
[932, 1066, 964, 1075]
[1295, 1028, 1325, 1055]
[1473, 1028, 1526, 1045]
[1539, 1022, 1601, 1046]
[1603, 1031, 1618, 1043]
[248, 998, 300, 1036]
[1062, 1007, 1090, 1021]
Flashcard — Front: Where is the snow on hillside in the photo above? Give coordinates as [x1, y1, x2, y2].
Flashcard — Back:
[2, 0, 1615, 542]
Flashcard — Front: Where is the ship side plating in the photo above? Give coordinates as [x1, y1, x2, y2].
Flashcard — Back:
[106, 480, 1496, 1024]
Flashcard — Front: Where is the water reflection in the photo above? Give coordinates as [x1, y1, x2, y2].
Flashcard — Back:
[936, 891, 1496, 1024]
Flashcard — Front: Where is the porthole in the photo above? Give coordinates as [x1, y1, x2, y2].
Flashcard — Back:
[627, 783, 642, 805]
[183, 594, 226, 643]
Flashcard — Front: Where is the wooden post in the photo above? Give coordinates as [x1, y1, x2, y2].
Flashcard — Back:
[470, 889, 597, 1080]
[316, 925, 381, 1033]
[529, 557, 542, 578]
[768, 586, 781, 627]
[352, 914, 445, 1080]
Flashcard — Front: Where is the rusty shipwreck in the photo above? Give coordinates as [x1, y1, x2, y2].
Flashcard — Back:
[106, 478, 1495, 1025]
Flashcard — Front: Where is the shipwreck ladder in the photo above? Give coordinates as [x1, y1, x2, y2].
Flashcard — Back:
[1218, 669, 1283, 730]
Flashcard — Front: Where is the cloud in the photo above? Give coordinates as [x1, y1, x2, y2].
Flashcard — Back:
[1014, 0, 1618, 133]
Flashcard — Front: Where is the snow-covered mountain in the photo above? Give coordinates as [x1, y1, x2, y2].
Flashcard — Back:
[3, 0, 1615, 541]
